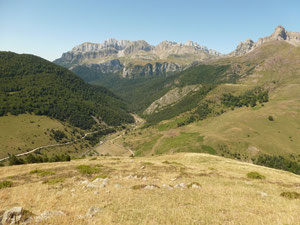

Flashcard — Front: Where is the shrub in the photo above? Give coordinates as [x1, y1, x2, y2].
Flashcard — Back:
[92, 173, 109, 180]
[0, 180, 13, 189]
[89, 157, 97, 161]
[43, 178, 65, 184]
[76, 165, 100, 175]
[49, 154, 71, 162]
[141, 162, 153, 165]
[247, 171, 265, 179]
[280, 192, 300, 199]
[30, 169, 56, 177]
[50, 129, 67, 142]
[8, 154, 25, 166]
[268, 116, 274, 121]
[255, 155, 300, 175]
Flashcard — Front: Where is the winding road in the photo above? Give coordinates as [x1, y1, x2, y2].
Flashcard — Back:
[0, 131, 98, 162]
[0, 114, 145, 162]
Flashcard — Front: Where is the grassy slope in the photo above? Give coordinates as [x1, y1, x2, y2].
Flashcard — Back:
[116, 41, 300, 159]
[1, 153, 300, 224]
[0, 114, 91, 159]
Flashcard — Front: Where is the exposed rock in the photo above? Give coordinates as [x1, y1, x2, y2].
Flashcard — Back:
[121, 62, 184, 78]
[231, 26, 300, 56]
[80, 178, 109, 189]
[144, 184, 160, 190]
[114, 184, 123, 189]
[2, 207, 23, 225]
[35, 210, 65, 222]
[174, 183, 186, 189]
[231, 39, 255, 56]
[187, 182, 202, 189]
[162, 184, 174, 190]
[125, 175, 138, 179]
[86, 207, 102, 218]
[82, 59, 124, 74]
[259, 192, 268, 197]
[54, 38, 221, 79]
[1, 207, 33, 225]
[144, 85, 201, 114]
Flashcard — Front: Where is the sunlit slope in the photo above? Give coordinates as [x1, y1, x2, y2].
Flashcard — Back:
[0, 114, 89, 159]
[117, 41, 300, 159]
[1, 153, 300, 224]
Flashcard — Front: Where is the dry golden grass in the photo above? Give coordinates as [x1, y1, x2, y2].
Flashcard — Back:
[1, 153, 300, 224]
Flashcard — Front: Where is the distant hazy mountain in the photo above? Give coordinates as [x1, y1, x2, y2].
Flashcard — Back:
[54, 39, 221, 79]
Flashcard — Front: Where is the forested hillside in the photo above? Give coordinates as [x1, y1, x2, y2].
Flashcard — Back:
[0, 52, 134, 129]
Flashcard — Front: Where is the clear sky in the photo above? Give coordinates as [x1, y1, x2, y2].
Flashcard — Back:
[1, 0, 300, 61]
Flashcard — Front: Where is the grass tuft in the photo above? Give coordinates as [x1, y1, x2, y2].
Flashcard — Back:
[43, 178, 65, 184]
[141, 162, 154, 165]
[280, 192, 300, 199]
[76, 165, 100, 175]
[30, 169, 56, 177]
[89, 157, 98, 161]
[247, 171, 265, 179]
[0, 180, 13, 189]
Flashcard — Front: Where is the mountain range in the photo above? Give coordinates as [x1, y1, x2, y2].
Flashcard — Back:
[0, 25, 299, 170]
[1, 25, 300, 224]
[54, 26, 300, 80]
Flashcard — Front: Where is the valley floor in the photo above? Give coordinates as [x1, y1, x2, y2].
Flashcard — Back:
[1, 153, 300, 224]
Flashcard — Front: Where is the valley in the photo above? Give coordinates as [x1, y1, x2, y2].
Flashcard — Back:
[1, 24, 300, 225]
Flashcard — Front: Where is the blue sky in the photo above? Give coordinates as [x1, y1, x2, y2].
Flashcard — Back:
[1, 0, 299, 61]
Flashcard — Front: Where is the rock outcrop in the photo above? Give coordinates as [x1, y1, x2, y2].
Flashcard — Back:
[231, 26, 300, 56]
[1, 207, 32, 225]
[122, 62, 184, 78]
[144, 85, 201, 114]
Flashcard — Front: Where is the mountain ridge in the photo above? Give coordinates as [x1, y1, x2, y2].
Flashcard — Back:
[54, 25, 300, 81]
[54, 38, 222, 78]
[230, 25, 300, 56]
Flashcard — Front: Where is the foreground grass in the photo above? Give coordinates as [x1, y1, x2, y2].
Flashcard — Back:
[0, 153, 300, 224]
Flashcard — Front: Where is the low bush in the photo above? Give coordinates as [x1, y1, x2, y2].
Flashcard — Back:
[280, 192, 300, 199]
[43, 178, 65, 184]
[0, 180, 13, 189]
[76, 165, 100, 175]
[247, 171, 265, 179]
[30, 169, 56, 177]
[268, 116, 274, 121]
[255, 155, 300, 175]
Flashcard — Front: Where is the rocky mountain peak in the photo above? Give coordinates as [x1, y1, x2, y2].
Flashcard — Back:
[55, 38, 221, 69]
[230, 25, 300, 56]
[271, 25, 287, 40]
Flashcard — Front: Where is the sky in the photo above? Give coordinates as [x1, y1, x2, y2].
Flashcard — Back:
[1, 0, 300, 61]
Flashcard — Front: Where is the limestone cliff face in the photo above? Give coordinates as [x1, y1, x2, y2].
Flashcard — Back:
[230, 26, 300, 56]
[54, 38, 221, 79]
[85, 59, 124, 74]
[122, 62, 184, 78]
[144, 85, 201, 115]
